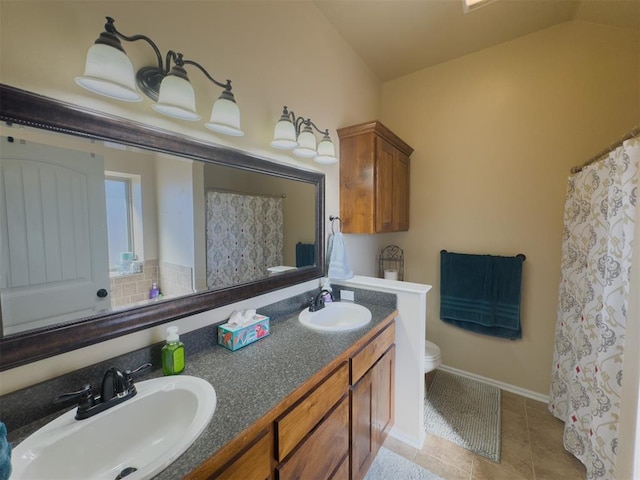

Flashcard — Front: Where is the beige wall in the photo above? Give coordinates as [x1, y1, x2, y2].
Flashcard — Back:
[0, 1, 381, 393]
[381, 20, 639, 395]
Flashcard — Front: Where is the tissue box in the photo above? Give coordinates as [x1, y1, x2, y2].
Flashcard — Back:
[217, 315, 270, 351]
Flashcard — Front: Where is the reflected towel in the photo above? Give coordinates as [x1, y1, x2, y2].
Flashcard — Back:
[0, 422, 11, 480]
[327, 232, 354, 280]
[440, 251, 523, 339]
[295, 242, 315, 267]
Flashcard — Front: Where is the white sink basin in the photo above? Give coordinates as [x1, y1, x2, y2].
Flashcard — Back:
[12, 375, 216, 480]
[299, 302, 372, 332]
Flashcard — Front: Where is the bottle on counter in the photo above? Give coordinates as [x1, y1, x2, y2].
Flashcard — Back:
[321, 278, 333, 303]
[162, 326, 185, 375]
[149, 282, 160, 300]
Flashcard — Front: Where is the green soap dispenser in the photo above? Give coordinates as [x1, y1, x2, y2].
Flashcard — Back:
[162, 326, 185, 375]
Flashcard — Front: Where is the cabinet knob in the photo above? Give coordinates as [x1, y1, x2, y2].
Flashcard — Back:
[97, 288, 109, 298]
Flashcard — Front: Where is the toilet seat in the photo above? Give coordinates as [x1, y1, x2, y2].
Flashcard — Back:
[424, 340, 441, 373]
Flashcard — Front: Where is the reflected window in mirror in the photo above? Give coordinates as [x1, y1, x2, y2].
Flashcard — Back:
[105, 173, 138, 274]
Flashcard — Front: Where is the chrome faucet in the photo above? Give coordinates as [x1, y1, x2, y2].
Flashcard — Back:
[309, 289, 334, 312]
[54, 363, 151, 420]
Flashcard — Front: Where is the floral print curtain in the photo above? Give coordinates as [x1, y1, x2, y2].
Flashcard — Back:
[206, 191, 284, 289]
[550, 135, 639, 479]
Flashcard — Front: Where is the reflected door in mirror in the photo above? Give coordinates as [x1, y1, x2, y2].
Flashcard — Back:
[0, 138, 110, 334]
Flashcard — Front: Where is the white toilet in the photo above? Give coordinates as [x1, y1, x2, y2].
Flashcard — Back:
[424, 340, 441, 374]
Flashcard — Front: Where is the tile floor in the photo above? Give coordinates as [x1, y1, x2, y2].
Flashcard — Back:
[383, 390, 587, 480]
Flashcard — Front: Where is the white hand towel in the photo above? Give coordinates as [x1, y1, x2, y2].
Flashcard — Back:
[327, 232, 354, 280]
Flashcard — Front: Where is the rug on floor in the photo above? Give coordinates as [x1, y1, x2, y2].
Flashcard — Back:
[424, 369, 501, 462]
[364, 447, 444, 480]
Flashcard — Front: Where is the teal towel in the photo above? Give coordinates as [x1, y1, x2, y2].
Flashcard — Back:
[440, 251, 523, 339]
[295, 242, 315, 267]
[0, 422, 11, 480]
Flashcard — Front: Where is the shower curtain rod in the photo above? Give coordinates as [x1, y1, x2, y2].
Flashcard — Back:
[570, 125, 640, 174]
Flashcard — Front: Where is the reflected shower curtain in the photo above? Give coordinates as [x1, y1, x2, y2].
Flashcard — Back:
[206, 191, 284, 289]
[550, 135, 639, 479]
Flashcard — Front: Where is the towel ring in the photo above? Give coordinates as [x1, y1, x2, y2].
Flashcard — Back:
[329, 215, 342, 234]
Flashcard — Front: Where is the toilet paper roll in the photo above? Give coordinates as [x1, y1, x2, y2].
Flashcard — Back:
[384, 269, 398, 280]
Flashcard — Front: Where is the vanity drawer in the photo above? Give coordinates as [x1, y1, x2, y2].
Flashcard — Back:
[214, 428, 272, 480]
[350, 322, 395, 385]
[277, 396, 349, 480]
[275, 362, 348, 461]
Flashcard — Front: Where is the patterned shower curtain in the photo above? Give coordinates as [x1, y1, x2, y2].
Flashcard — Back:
[549, 135, 639, 479]
[206, 191, 284, 289]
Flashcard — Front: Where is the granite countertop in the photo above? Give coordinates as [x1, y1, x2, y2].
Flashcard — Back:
[9, 299, 397, 479]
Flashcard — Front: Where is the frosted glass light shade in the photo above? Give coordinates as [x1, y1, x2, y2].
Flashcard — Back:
[271, 118, 297, 149]
[293, 126, 318, 158]
[153, 74, 200, 121]
[315, 136, 338, 164]
[205, 91, 244, 136]
[75, 43, 142, 102]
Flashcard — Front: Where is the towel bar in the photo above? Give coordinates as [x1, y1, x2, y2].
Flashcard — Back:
[440, 250, 526, 262]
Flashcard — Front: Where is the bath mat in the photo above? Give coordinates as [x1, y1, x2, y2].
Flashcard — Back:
[365, 447, 444, 480]
[424, 370, 501, 462]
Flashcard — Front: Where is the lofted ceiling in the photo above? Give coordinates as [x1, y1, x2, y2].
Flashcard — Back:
[314, 0, 640, 82]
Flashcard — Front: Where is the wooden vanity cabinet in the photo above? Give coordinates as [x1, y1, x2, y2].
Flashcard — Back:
[350, 323, 396, 480]
[185, 315, 396, 480]
[337, 121, 413, 234]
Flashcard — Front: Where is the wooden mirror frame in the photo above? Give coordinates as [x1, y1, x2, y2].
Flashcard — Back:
[0, 84, 325, 371]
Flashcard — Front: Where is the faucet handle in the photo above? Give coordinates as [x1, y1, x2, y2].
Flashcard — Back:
[125, 362, 152, 377]
[123, 362, 152, 392]
[54, 384, 95, 410]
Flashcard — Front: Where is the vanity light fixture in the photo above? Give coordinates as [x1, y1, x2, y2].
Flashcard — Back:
[76, 17, 244, 136]
[271, 106, 338, 164]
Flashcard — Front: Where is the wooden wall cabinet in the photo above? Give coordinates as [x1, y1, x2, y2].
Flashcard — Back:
[338, 121, 413, 234]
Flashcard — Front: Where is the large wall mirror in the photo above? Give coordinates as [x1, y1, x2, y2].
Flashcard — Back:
[0, 85, 325, 371]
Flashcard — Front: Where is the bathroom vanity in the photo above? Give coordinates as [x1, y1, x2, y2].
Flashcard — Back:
[5, 289, 397, 480]
[188, 313, 396, 480]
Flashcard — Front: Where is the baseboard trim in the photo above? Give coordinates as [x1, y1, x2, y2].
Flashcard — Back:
[438, 364, 549, 404]
[387, 427, 425, 450]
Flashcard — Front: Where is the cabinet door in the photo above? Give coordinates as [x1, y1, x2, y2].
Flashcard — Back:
[375, 138, 410, 232]
[350, 345, 396, 480]
[375, 138, 396, 233]
[350, 369, 375, 480]
[393, 153, 410, 231]
[374, 345, 395, 446]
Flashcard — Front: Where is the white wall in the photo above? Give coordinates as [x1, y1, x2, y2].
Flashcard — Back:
[155, 155, 196, 269]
